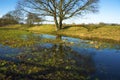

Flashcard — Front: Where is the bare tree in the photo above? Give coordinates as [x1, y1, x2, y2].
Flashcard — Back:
[2, 10, 23, 24]
[31, 14, 44, 25]
[0, 11, 19, 26]
[26, 13, 43, 26]
[17, 0, 99, 30]
[26, 13, 34, 26]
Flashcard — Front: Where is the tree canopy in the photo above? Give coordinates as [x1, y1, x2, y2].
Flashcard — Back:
[17, 0, 99, 30]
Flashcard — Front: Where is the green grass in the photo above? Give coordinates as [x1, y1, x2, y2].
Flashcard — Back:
[0, 24, 120, 43]
[0, 45, 92, 80]
[0, 25, 72, 47]
[28, 24, 120, 43]
[0, 25, 40, 47]
[28, 24, 56, 34]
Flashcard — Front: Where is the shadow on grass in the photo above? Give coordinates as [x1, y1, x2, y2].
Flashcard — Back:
[63, 26, 72, 29]
[81, 24, 103, 32]
[62, 24, 103, 32]
[0, 28, 19, 30]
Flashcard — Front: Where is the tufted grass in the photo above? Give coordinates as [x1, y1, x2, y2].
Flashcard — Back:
[28, 24, 120, 43]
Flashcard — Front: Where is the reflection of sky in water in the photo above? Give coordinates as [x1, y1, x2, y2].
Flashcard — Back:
[0, 45, 22, 56]
[0, 45, 23, 62]
[94, 49, 120, 80]
[39, 34, 120, 50]
[40, 34, 56, 39]
[62, 36, 120, 50]
[40, 43, 53, 48]
[71, 46, 120, 79]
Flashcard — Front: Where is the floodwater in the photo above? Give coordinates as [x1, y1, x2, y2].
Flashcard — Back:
[0, 34, 120, 80]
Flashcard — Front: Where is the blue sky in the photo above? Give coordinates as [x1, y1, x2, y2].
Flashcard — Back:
[0, 0, 17, 16]
[0, 0, 120, 24]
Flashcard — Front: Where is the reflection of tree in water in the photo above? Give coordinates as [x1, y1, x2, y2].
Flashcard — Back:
[39, 43, 95, 79]
[0, 36, 96, 80]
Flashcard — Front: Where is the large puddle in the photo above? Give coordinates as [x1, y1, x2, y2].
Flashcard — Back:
[0, 34, 120, 80]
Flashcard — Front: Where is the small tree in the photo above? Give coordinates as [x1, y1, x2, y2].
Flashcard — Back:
[0, 12, 19, 26]
[26, 13, 43, 26]
[33, 15, 43, 25]
[9, 10, 23, 23]
[18, 0, 99, 30]
[26, 13, 34, 26]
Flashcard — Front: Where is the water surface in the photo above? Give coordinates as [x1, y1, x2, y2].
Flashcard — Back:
[0, 34, 120, 80]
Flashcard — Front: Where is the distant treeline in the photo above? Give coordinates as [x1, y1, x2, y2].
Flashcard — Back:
[0, 18, 18, 26]
[64, 22, 120, 27]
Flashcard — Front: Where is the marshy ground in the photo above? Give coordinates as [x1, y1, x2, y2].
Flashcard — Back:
[0, 24, 120, 80]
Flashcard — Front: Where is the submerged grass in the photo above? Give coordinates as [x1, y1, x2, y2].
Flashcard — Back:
[0, 26, 40, 47]
[0, 42, 95, 80]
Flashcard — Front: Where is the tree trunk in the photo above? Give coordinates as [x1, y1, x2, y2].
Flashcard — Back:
[56, 35, 62, 40]
[53, 15, 63, 31]
[59, 18, 63, 30]
[54, 16, 59, 31]
[58, 0, 63, 30]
